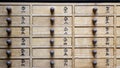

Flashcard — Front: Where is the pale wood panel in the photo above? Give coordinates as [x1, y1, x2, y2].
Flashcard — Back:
[75, 17, 113, 26]
[116, 38, 120, 46]
[116, 49, 120, 57]
[0, 49, 29, 58]
[32, 49, 72, 58]
[32, 16, 72, 26]
[116, 6, 120, 14]
[0, 6, 29, 15]
[75, 38, 113, 47]
[75, 48, 113, 58]
[116, 59, 120, 68]
[116, 28, 120, 36]
[0, 16, 30, 26]
[33, 59, 72, 68]
[32, 6, 72, 15]
[32, 38, 71, 46]
[0, 59, 30, 68]
[116, 17, 120, 26]
[75, 6, 113, 14]
[75, 59, 114, 68]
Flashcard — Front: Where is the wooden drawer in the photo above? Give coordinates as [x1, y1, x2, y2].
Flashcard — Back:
[0, 59, 29, 68]
[0, 38, 29, 47]
[33, 26, 71, 35]
[0, 27, 29, 37]
[75, 17, 113, 26]
[32, 6, 72, 15]
[75, 5, 113, 14]
[32, 49, 72, 58]
[0, 6, 29, 15]
[0, 16, 30, 26]
[75, 48, 113, 58]
[75, 38, 113, 47]
[32, 16, 72, 26]
[75, 27, 113, 36]
[0, 49, 29, 58]
[75, 59, 113, 68]
[32, 37, 71, 47]
[33, 59, 72, 68]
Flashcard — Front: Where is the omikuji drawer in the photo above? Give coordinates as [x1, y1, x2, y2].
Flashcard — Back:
[33, 59, 72, 68]
[32, 6, 72, 15]
[0, 49, 29, 58]
[32, 37, 71, 47]
[0, 6, 30, 15]
[32, 49, 72, 58]
[75, 27, 113, 36]
[32, 16, 72, 26]
[75, 48, 113, 58]
[75, 37, 113, 47]
[75, 17, 113, 26]
[0, 16, 30, 26]
[0, 59, 30, 68]
[0, 27, 29, 37]
[32, 27, 71, 36]
[0, 38, 29, 47]
[75, 59, 113, 68]
[75, 5, 113, 14]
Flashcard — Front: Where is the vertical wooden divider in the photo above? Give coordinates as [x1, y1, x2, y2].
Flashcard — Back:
[113, 4, 117, 68]
[30, 3, 32, 68]
[72, 4, 75, 68]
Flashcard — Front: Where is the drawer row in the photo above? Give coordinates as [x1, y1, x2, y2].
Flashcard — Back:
[1, 16, 120, 26]
[0, 58, 119, 68]
[0, 37, 119, 47]
[0, 27, 119, 37]
[0, 5, 120, 15]
[0, 48, 119, 58]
